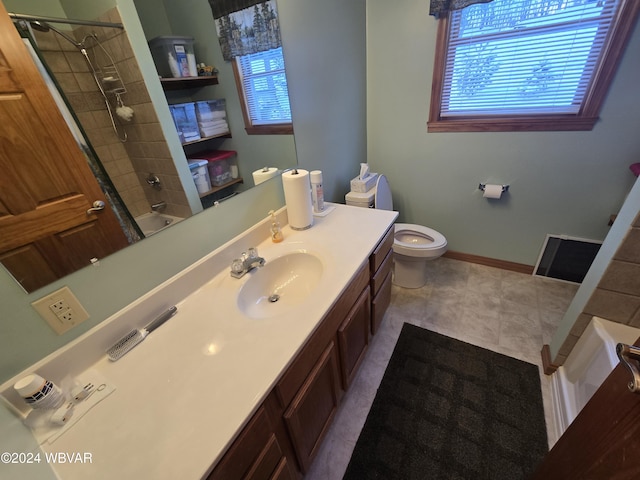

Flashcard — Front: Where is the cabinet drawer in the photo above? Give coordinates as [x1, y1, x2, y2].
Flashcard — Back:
[370, 225, 394, 274]
[371, 248, 392, 296]
[371, 271, 392, 335]
[245, 434, 285, 480]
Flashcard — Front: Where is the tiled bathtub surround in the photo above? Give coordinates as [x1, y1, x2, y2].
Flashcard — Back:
[305, 257, 578, 480]
[32, 7, 191, 219]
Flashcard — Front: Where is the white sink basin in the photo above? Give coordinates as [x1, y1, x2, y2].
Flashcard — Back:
[237, 252, 323, 319]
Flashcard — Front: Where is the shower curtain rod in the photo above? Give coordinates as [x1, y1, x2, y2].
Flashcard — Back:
[8, 12, 124, 29]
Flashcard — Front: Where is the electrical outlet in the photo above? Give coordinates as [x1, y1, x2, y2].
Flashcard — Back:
[32, 286, 90, 335]
[58, 309, 75, 323]
[49, 299, 69, 315]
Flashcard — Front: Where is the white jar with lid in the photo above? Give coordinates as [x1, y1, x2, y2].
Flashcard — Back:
[14, 374, 65, 409]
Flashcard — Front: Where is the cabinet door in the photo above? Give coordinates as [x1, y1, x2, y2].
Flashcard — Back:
[275, 263, 368, 410]
[208, 405, 287, 480]
[270, 457, 298, 480]
[337, 287, 371, 389]
[244, 434, 292, 480]
[283, 341, 341, 473]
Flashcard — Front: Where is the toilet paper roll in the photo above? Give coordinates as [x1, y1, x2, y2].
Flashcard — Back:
[483, 184, 503, 199]
[252, 167, 278, 185]
[282, 169, 313, 230]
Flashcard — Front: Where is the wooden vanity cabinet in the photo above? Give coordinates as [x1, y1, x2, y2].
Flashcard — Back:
[370, 226, 394, 334]
[208, 229, 394, 478]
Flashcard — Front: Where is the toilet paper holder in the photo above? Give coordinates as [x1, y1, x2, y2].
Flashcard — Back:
[478, 183, 509, 193]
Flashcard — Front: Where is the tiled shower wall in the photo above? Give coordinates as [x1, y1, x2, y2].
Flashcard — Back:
[32, 7, 192, 220]
[554, 211, 640, 364]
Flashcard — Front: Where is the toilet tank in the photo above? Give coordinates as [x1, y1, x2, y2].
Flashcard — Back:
[345, 190, 374, 208]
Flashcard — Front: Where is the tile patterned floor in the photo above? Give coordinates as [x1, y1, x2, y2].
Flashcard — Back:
[305, 257, 579, 480]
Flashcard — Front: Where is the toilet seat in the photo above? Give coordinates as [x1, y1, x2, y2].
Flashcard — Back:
[372, 173, 447, 265]
[393, 223, 448, 258]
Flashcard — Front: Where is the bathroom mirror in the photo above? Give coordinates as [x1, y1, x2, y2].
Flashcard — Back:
[1, 0, 297, 293]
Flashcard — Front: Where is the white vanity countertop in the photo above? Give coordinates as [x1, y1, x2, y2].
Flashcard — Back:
[10, 204, 397, 480]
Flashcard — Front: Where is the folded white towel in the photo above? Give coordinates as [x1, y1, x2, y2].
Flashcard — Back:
[200, 124, 230, 137]
[198, 119, 228, 129]
[196, 110, 226, 121]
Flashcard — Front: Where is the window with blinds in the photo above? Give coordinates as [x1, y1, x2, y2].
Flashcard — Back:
[428, 0, 639, 132]
[235, 47, 292, 129]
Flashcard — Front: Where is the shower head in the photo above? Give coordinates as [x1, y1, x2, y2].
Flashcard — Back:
[29, 20, 82, 48]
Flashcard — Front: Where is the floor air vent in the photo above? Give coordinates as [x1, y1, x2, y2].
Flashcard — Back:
[534, 235, 602, 284]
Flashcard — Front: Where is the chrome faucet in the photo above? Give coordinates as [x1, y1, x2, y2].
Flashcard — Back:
[146, 173, 162, 190]
[230, 247, 266, 278]
[151, 201, 167, 212]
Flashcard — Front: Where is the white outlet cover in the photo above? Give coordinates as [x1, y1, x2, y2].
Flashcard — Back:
[32, 286, 90, 335]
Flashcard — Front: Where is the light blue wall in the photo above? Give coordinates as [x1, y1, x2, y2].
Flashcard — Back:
[130, 0, 171, 38]
[366, 0, 640, 266]
[59, 0, 116, 19]
[279, 0, 368, 202]
[3, 0, 66, 18]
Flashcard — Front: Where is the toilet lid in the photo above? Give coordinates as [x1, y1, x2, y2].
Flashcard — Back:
[375, 174, 393, 210]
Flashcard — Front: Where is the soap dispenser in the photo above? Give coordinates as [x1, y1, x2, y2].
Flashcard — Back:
[269, 210, 284, 243]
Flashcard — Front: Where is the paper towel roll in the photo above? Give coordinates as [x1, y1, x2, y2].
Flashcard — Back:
[252, 167, 278, 185]
[483, 184, 503, 199]
[282, 169, 313, 230]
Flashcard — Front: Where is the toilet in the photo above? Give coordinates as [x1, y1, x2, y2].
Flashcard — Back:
[374, 175, 447, 288]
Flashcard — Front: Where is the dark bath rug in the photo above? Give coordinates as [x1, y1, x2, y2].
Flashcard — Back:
[343, 323, 548, 480]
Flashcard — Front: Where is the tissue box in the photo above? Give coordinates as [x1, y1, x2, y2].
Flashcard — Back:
[350, 173, 378, 193]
